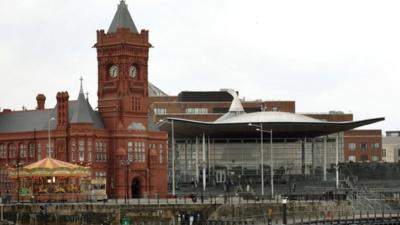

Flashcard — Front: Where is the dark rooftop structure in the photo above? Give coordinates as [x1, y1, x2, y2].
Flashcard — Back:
[178, 91, 234, 102]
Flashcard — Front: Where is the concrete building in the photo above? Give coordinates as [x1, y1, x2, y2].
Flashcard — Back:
[382, 131, 400, 162]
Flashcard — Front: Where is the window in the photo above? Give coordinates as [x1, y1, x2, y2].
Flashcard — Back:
[87, 140, 92, 162]
[95, 171, 107, 178]
[154, 108, 166, 115]
[19, 143, 27, 158]
[29, 143, 35, 158]
[272, 106, 278, 111]
[185, 108, 208, 114]
[159, 144, 163, 163]
[0, 144, 5, 158]
[348, 143, 356, 151]
[71, 140, 76, 162]
[397, 148, 400, 157]
[132, 96, 141, 111]
[372, 156, 379, 161]
[382, 149, 386, 157]
[128, 142, 133, 162]
[9, 144, 16, 158]
[96, 141, 107, 162]
[348, 155, 356, 162]
[79, 140, 85, 162]
[360, 143, 368, 151]
[373, 143, 380, 149]
[46, 142, 54, 158]
[134, 141, 145, 162]
[102, 143, 107, 161]
[37, 143, 42, 160]
[215, 170, 226, 183]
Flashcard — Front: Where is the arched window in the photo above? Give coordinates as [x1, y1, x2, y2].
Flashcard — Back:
[29, 143, 35, 158]
[78, 140, 85, 162]
[19, 143, 27, 158]
[37, 143, 42, 160]
[87, 140, 92, 162]
[0, 144, 5, 159]
[71, 140, 76, 162]
[8, 143, 16, 158]
[159, 144, 163, 164]
[128, 142, 133, 162]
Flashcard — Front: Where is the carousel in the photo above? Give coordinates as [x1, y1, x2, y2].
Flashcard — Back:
[8, 157, 91, 202]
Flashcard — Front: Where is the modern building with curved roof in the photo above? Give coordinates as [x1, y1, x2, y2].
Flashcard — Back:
[157, 90, 384, 194]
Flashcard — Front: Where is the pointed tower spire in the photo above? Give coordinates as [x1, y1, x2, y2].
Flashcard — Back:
[79, 76, 84, 94]
[78, 76, 86, 100]
[108, 0, 139, 34]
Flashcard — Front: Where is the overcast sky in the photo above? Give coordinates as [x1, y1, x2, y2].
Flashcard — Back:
[0, 0, 398, 132]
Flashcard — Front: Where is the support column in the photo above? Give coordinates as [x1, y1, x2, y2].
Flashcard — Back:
[311, 138, 315, 173]
[323, 136, 327, 181]
[301, 138, 305, 179]
[195, 137, 199, 183]
[202, 133, 206, 191]
[336, 133, 339, 189]
[208, 137, 211, 185]
[171, 120, 175, 196]
[184, 140, 188, 182]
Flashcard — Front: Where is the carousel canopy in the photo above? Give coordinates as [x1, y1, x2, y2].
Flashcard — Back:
[8, 157, 90, 178]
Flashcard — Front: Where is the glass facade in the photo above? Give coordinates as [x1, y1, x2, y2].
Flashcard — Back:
[168, 133, 344, 184]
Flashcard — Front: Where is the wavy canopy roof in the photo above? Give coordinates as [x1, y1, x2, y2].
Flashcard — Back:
[158, 115, 384, 139]
[158, 91, 384, 139]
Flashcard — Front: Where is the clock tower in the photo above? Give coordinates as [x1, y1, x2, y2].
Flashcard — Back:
[96, 0, 150, 130]
[95, 1, 168, 199]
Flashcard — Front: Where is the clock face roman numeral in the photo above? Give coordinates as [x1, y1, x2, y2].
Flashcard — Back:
[129, 65, 137, 78]
[109, 65, 118, 78]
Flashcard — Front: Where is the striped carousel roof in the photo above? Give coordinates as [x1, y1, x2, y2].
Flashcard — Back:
[8, 158, 90, 178]
[24, 157, 82, 170]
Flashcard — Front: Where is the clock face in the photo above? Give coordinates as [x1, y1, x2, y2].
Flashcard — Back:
[109, 65, 118, 78]
[129, 65, 137, 78]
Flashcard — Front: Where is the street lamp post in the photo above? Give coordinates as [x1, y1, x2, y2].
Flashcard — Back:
[16, 162, 23, 204]
[249, 123, 273, 197]
[282, 197, 288, 225]
[48, 117, 55, 158]
[120, 159, 132, 203]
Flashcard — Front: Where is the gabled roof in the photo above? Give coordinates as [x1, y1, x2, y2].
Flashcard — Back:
[68, 99, 104, 129]
[108, 0, 138, 34]
[0, 90, 104, 133]
[68, 87, 104, 128]
[0, 109, 56, 133]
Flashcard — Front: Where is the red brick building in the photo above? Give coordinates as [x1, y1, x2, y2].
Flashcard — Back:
[0, 1, 168, 198]
[343, 130, 382, 162]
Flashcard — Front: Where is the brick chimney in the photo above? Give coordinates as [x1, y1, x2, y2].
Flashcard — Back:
[36, 94, 46, 110]
[56, 91, 69, 128]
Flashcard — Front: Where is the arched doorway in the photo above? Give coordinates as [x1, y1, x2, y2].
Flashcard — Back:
[131, 177, 141, 198]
